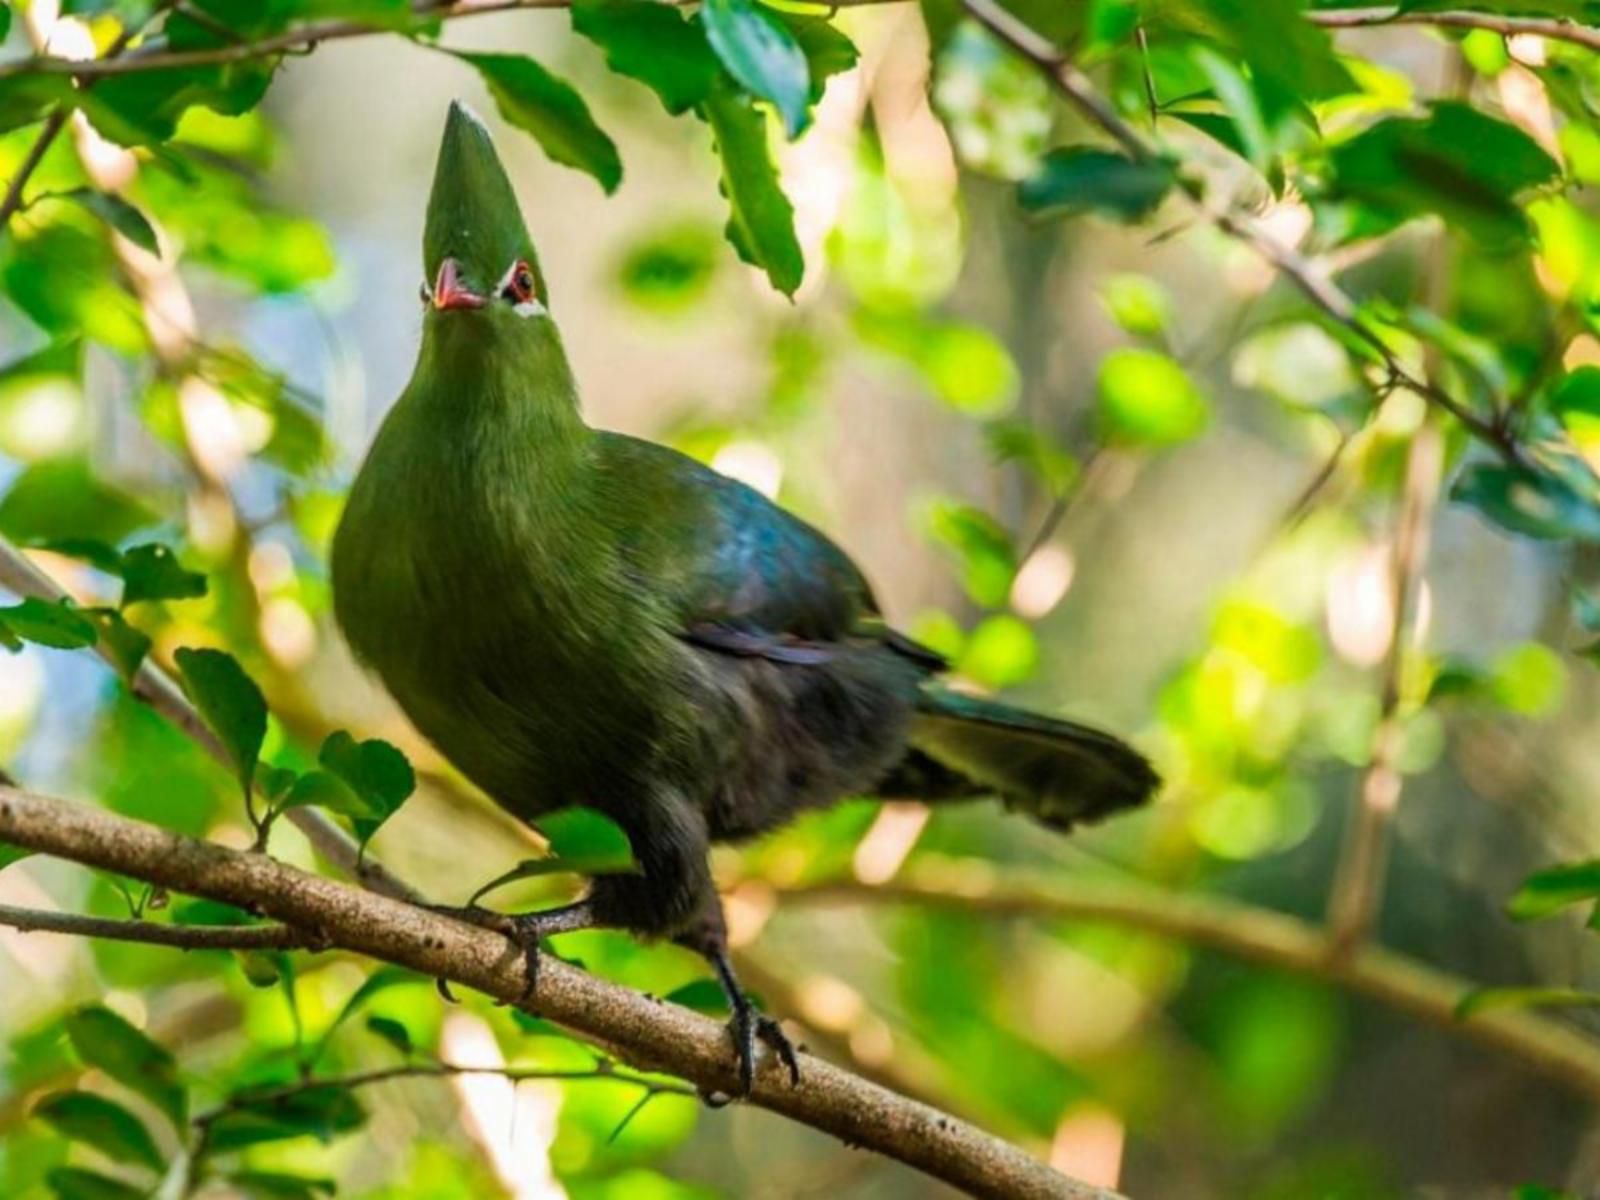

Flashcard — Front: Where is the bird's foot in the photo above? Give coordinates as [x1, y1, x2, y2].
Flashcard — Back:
[690, 947, 800, 1103]
[717, 992, 799, 1102]
[427, 900, 597, 1002]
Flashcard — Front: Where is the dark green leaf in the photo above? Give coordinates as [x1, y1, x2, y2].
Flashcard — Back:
[700, 0, 811, 138]
[1019, 148, 1175, 222]
[365, 1015, 414, 1057]
[174, 647, 268, 797]
[0, 459, 156, 545]
[119, 543, 207, 607]
[63, 190, 159, 256]
[203, 1084, 366, 1152]
[663, 978, 732, 1015]
[45, 1167, 147, 1200]
[571, 0, 719, 115]
[32, 1090, 164, 1172]
[1192, 0, 1352, 100]
[236, 949, 286, 988]
[0, 598, 98, 650]
[35, 537, 124, 576]
[704, 86, 803, 297]
[1456, 987, 1600, 1019]
[452, 53, 622, 193]
[1329, 102, 1559, 247]
[0, 842, 31, 871]
[1507, 859, 1600, 921]
[63, 1006, 186, 1129]
[315, 731, 415, 846]
[0, 4, 12, 42]
[0, 75, 76, 136]
[1451, 463, 1600, 541]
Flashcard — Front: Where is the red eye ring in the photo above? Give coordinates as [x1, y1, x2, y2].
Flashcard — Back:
[502, 259, 537, 304]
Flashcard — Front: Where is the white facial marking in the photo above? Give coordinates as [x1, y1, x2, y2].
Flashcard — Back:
[512, 299, 547, 319]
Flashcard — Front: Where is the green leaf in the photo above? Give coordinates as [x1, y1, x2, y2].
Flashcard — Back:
[468, 807, 637, 904]
[0, 4, 12, 42]
[663, 977, 732, 1015]
[36, 537, 124, 576]
[315, 731, 415, 847]
[0, 458, 156, 545]
[0, 598, 98, 650]
[1507, 859, 1600, 921]
[236, 949, 286, 988]
[0, 75, 76, 137]
[536, 805, 636, 863]
[0, 842, 31, 871]
[315, 966, 421, 1057]
[959, 613, 1039, 688]
[1328, 102, 1559, 247]
[118, 543, 207, 607]
[365, 1015, 414, 1057]
[45, 1167, 148, 1200]
[203, 1084, 366, 1153]
[174, 647, 268, 798]
[1451, 463, 1600, 541]
[63, 190, 159, 256]
[571, 0, 719, 115]
[1096, 347, 1211, 446]
[32, 1090, 164, 1172]
[1018, 148, 1175, 222]
[86, 609, 152, 682]
[926, 500, 1016, 608]
[227, 1172, 337, 1200]
[1456, 987, 1600, 1019]
[451, 53, 622, 193]
[700, 0, 812, 138]
[704, 86, 803, 297]
[1099, 274, 1171, 338]
[63, 1007, 186, 1129]
[281, 769, 373, 819]
[780, 14, 858, 101]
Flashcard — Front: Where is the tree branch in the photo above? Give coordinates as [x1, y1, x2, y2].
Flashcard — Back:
[4, 0, 1596, 83]
[777, 867, 1600, 1104]
[1306, 6, 1600, 52]
[958, 0, 1529, 468]
[0, 902, 309, 949]
[0, 785, 1120, 1200]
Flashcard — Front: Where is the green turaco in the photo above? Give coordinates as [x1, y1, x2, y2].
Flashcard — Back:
[332, 102, 1158, 1094]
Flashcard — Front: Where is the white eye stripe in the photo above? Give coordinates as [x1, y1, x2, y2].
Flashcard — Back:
[512, 299, 546, 318]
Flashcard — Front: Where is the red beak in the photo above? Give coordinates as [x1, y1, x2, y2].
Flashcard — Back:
[432, 257, 485, 311]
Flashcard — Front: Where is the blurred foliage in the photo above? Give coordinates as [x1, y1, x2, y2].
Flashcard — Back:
[0, 0, 1598, 1198]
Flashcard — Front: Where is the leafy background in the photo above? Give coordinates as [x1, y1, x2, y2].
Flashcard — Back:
[1, 0, 1599, 1197]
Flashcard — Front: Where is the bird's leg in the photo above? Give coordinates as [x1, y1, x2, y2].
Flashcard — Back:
[427, 898, 603, 1000]
[674, 898, 800, 1099]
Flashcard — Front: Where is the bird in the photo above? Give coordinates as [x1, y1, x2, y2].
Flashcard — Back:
[330, 102, 1159, 1096]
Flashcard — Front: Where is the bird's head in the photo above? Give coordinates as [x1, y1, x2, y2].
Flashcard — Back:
[419, 101, 554, 351]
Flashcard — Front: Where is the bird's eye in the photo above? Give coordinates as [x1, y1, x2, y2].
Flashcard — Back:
[501, 259, 537, 305]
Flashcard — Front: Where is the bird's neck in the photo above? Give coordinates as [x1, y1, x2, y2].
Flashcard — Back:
[409, 321, 592, 480]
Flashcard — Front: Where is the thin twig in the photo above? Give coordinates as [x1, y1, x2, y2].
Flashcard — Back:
[1307, 6, 1600, 52]
[193, 1060, 694, 1128]
[776, 866, 1600, 1103]
[0, 902, 309, 949]
[0, 110, 68, 230]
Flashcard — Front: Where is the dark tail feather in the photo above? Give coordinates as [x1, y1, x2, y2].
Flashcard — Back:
[878, 687, 1158, 831]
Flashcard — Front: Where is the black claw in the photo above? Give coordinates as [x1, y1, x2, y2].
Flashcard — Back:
[725, 1000, 800, 1096]
[435, 977, 458, 1004]
[507, 915, 542, 1003]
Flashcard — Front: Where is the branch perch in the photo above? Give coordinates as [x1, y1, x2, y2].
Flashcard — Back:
[779, 868, 1600, 1104]
[0, 785, 1120, 1200]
